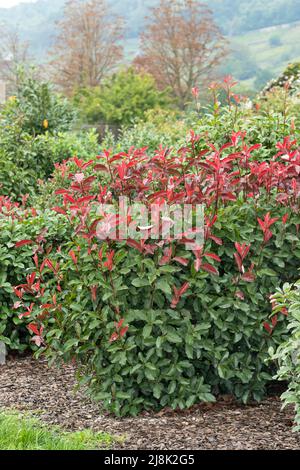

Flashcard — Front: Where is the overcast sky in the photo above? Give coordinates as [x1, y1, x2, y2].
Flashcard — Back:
[0, 0, 35, 7]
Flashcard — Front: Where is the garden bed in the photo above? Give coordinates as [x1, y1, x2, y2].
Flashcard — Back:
[0, 356, 299, 450]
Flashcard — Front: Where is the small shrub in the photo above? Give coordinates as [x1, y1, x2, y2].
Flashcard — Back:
[2, 73, 75, 136]
[0, 74, 96, 199]
[0, 127, 99, 200]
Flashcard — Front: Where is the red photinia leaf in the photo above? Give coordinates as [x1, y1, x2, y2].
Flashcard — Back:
[39, 258, 47, 274]
[173, 257, 189, 266]
[77, 196, 95, 204]
[209, 235, 223, 246]
[159, 247, 172, 266]
[14, 287, 23, 299]
[44, 259, 57, 274]
[258, 213, 279, 234]
[73, 157, 94, 170]
[241, 272, 256, 282]
[207, 215, 218, 227]
[69, 250, 78, 266]
[41, 304, 53, 309]
[15, 239, 33, 248]
[28, 272, 36, 286]
[116, 318, 124, 329]
[94, 164, 109, 172]
[117, 161, 128, 180]
[83, 176, 96, 185]
[264, 229, 273, 243]
[171, 282, 190, 308]
[234, 242, 251, 260]
[220, 142, 233, 153]
[52, 206, 66, 215]
[28, 323, 40, 336]
[234, 252, 243, 272]
[282, 213, 289, 225]
[179, 282, 190, 296]
[263, 322, 273, 335]
[73, 157, 84, 168]
[109, 332, 119, 343]
[257, 218, 265, 231]
[204, 253, 221, 262]
[201, 263, 219, 275]
[90, 286, 97, 302]
[248, 143, 262, 153]
[120, 326, 129, 338]
[64, 194, 75, 204]
[104, 250, 115, 271]
[109, 154, 123, 164]
[126, 239, 144, 253]
[235, 290, 245, 300]
[55, 189, 69, 195]
[222, 192, 237, 202]
[194, 258, 202, 272]
[33, 253, 39, 269]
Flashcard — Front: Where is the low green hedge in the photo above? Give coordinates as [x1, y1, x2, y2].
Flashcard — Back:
[0, 206, 69, 351]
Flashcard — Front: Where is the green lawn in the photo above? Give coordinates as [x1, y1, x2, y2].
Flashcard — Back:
[0, 410, 116, 450]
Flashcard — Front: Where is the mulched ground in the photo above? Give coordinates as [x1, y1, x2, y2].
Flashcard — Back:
[0, 356, 299, 450]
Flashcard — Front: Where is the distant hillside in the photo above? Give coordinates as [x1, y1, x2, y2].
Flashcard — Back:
[223, 20, 300, 92]
[209, 0, 300, 36]
[0, 0, 299, 90]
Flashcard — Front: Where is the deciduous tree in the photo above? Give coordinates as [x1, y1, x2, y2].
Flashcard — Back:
[49, 0, 124, 94]
[134, 0, 227, 108]
[0, 27, 31, 95]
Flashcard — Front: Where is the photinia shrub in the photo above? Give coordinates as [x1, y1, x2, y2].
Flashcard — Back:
[0, 198, 69, 350]
[269, 281, 300, 431]
[12, 131, 300, 415]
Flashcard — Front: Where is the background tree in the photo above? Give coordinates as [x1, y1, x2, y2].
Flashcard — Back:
[73, 68, 172, 127]
[134, 0, 227, 108]
[0, 26, 31, 96]
[49, 0, 124, 95]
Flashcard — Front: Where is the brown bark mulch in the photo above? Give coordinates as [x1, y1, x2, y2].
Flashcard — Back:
[0, 356, 299, 450]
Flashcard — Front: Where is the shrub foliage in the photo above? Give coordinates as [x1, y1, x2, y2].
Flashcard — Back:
[11, 130, 300, 415]
[270, 281, 300, 431]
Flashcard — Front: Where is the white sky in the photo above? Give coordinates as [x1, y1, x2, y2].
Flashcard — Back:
[0, 0, 35, 7]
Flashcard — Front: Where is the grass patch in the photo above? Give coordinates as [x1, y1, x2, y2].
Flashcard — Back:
[0, 410, 116, 450]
